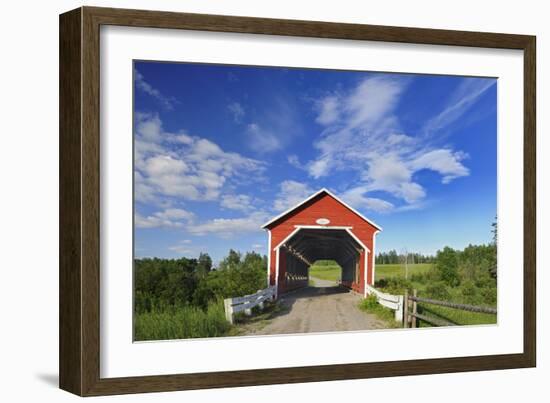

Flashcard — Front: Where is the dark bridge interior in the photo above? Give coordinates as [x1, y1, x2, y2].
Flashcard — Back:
[281, 228, 363, 290]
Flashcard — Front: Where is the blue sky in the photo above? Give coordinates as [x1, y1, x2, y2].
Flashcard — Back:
[133, 61, 497, 263]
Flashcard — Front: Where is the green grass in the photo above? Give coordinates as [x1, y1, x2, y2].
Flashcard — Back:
[134, 301, 231, 341]
[416, 304, 497, 327]
[375, 263, 433, 281]
[358, 295, 400, 328]
[309, 260, 341, 282]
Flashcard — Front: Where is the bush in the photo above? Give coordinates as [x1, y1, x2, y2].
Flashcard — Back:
[375, 277, 413, 295]
[460, 280, 483, 305]
[362, 294, 379, 309]
[359, 294, 400, 328]
[425, 281, 451, 300]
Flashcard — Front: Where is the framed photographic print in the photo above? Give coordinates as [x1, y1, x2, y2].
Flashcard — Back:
[59, 6, 536, 396]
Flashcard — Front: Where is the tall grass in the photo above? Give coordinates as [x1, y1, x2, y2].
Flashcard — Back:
[134, 301, 230, 341]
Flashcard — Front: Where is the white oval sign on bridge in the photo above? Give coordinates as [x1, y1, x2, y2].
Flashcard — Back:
[316, 218, 331, 225]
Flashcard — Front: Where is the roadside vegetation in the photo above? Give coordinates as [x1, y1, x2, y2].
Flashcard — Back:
[373, 246, 497, 327]
[359, 294, 401, 328]
[134, 250, 267, 341]
[367, 221, 498, 327]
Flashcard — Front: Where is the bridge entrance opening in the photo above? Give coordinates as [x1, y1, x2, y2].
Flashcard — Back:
[308, 260, 344, 286]
[278, 228, 366, 293]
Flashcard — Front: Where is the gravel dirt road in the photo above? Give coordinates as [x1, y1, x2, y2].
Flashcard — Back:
[241, 277, 388, 336]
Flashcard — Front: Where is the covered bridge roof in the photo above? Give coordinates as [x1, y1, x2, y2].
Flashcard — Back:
[261, 188, 382, 231]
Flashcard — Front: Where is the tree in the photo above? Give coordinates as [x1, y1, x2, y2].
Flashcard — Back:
[197, 252, 212, 276]
[435, 246, 460, 286]
[218, 249, 241, 271]
[491, 216, 498, 245]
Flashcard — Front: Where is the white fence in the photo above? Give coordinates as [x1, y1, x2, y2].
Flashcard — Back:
[223, 286, 277, 324]
[366, 285, 404, 322]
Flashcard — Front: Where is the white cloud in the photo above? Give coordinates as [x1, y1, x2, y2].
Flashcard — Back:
[135, 69, 176, 110]
[273, 180, 314, 212]
[308, 156, 332, 179]
[187, 211, 268, 238]
[220, 194, 253, 212]
[144, 155, 188, 177]
[245, 123, 282, 153]
[134, 113, 265, 204]
[341, 186, 394, 213]
[306, 75, 477, 211]
[228, 102, 245, 122]
[316, 96, 340, 125]
[252, 243, 264, 249]
[135, 208, 194, 229]
[343, 76, 404, 130]
[168, 239, 195, 255]
[411, 149, 469, 184]
[168, 245, 194, 254]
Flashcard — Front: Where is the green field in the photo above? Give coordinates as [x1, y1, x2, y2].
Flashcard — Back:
[308, 261, 342, 282]
[309, 261, 434, 283]
[375, 263, 433, 281]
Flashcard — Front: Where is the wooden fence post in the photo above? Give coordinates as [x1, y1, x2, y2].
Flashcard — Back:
[412, 289, 418, 328]
[403, 290, 409, 328]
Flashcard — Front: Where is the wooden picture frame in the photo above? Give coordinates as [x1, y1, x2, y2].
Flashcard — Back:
[59, 6, 536, 396]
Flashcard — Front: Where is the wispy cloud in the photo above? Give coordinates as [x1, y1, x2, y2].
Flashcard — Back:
[228, 102, 245, 123]
[306, 75, 484, 212]
[243, 97, 304, 154]
[134, 69, 177, 110]
[422, 78, 496, 137]
[187, 211, 269, 238]
[315, 95, 340, 125]
[245, 123, 282, 153]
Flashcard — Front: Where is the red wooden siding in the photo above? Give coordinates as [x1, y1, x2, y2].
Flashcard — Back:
[265, 192, 379, 295]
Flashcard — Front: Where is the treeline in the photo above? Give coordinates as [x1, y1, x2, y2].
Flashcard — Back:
[375, 250, 435, 264]
[377, 242, 497, 307]
[134, 250, 267, 340]
[430, 243, 497, 304]
[135, 250, 267, 314]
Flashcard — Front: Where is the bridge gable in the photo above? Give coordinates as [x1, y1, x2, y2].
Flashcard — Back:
[267, 191, 379, 249]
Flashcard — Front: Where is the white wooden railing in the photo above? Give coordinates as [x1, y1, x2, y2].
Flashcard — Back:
[223, 286, 277, 324]
[366, 285, 404, 323]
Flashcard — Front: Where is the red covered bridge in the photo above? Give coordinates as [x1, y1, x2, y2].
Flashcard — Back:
[262, 188, 382, 298]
